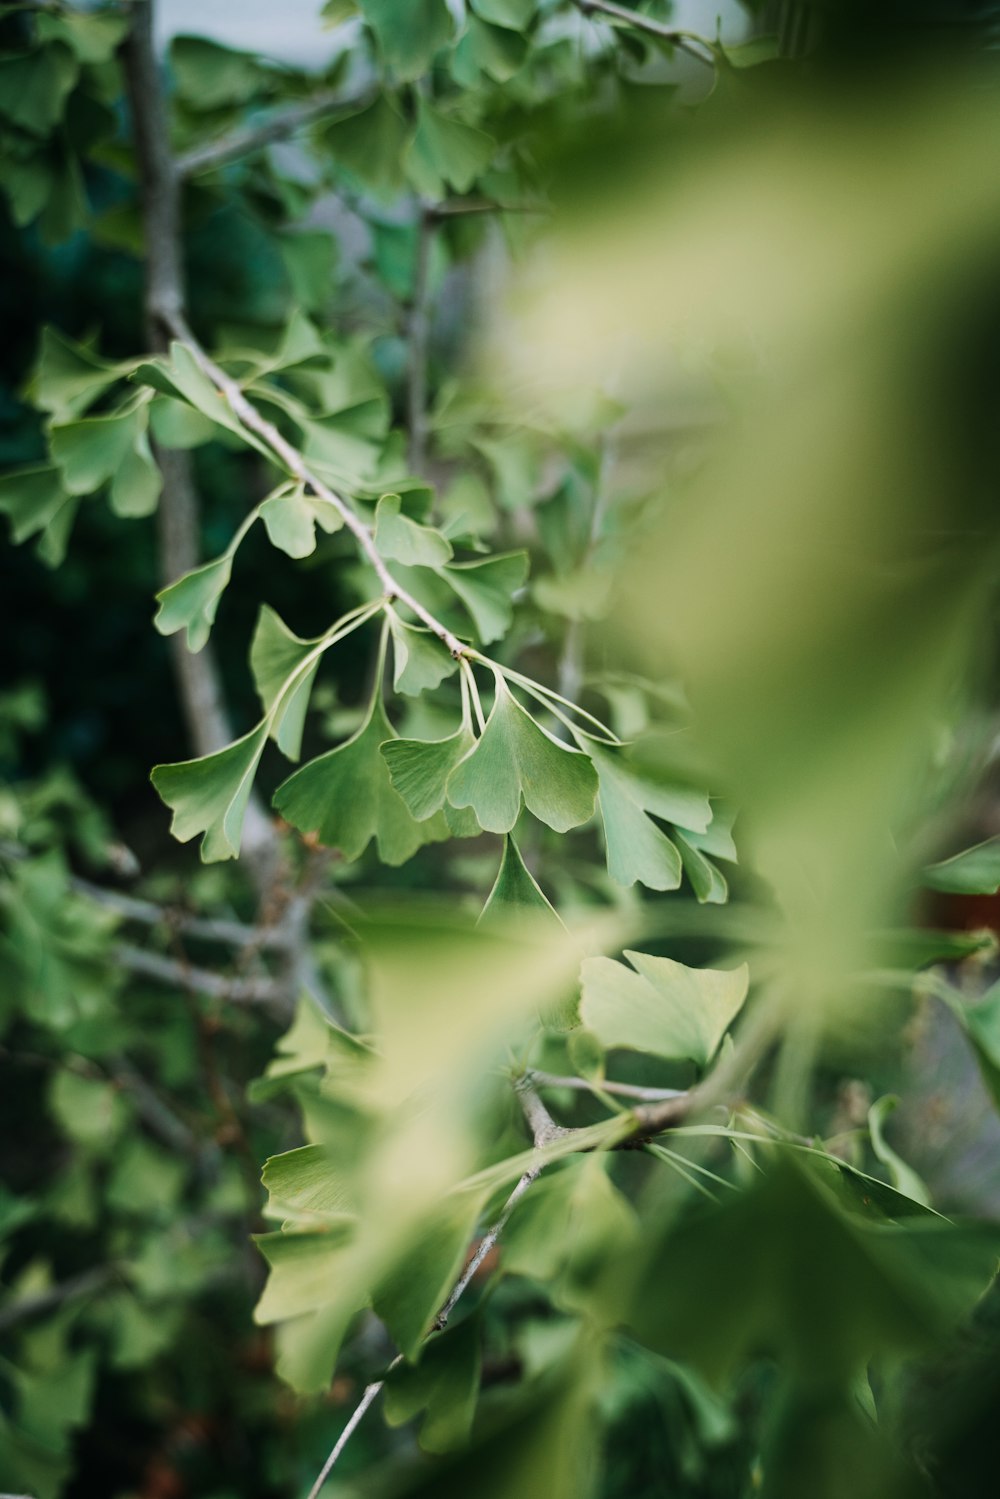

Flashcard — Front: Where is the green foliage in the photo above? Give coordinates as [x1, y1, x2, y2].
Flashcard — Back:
[5, 2, 1000, 1497]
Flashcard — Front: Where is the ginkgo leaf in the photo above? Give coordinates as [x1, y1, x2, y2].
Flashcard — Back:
[0, 464, 76, 560]
[29, 326, 129, 421]
[446, 678, 597, 835]
[588, 745, 683, 892]
[154, 555, 233, 654]
[359, 0, 453, 81]
[380, 725, 482, 838]
[249, 605, 319, 760]
[674, 830, 728, 904]
[387, 611, 458, 696]
[274, 692, 444, 865]
[580, 951, 750, 1067]
[50, 402, 148, 496]
[924, 836, 1000, 895]
[132, 342, 272, 457]
[440, 551, 528, 643]
[384, 1317, 482, 1455]
[480, 835, 557, 921]
[151, 723, 269, 863]
[404, 98, 495, 199]
[109, 423, 161, 517]
[375, 492, 453, 568]
[260, 482, 343, 558]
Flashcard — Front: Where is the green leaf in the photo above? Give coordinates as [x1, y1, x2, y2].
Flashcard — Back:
[471, 0, 536, 27]
[108, 423, 161, 517]
[481, 836, 557, 921]
[387, 611, 458, 696]
[154, 555, 233, 654]
[384, 1317, 482, 1454]
[440, 552, 528, 644]
[375, 491, 453, 568]
[0, 44, 78, 136]
[148, 394, 217, 449]
[324, 94, 409, 200]
[868, 1097, 931, 1209]
[631, 1155, 1000, 1390]
[29, 327, 127, 421]
[49, 1070, 128, 1154]
[260, 481, 343, 558]
[50, 402, 151, 498]
[133, 342, 271, 456]
[674, 829, 728, 904]
[0, 464, 77, 563]
[170, 35, 269, 111]
[254, 1224, 356, 1324]
[446, 678, 597, 835]
[924, 835, 1000, 895]
[588, 744, 683, 892]
[35, 9, 129, 64]
[405, 99, 495, 199]
[943, 979, 1000, 1113]
[382, 724, 479, 822]
[372, 1192, 484, 1360]
[249, 605, 319, 761]
[360, 0, 454, 80]
[261, 1145, 358, 1227]
[151, 723, 269, 863]
[453, 15, 528, 85]
[580, 951, 749, 1067]
[274, 690, 441, 865]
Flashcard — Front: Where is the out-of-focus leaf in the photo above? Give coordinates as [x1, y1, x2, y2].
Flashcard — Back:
[385, 1317, 482, 1454]
[360, 0, 454, 81]
[580, 951, 749, 1067]
[440, 552, 528, 643]
[405, 99, 494, 199]
[924, 836, 1000, 895]
[868, 1096, 931, 1208]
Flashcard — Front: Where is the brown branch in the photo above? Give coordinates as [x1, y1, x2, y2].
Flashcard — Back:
[0, 1265, 119, 1336]
[573, 0, 715, 65]
[406, 207, 433, 475]
[305, 1167, 545, 1497]
[529, 1070, 688, 1104]
[121, 0, 281, 893]
[176, 89, 373, 180]
[157, 311, 468, 660]
[115, 942, 285, 1007]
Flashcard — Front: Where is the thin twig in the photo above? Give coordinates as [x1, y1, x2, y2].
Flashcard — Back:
[406, 206, 433, 475]
[176, 89, 372, 179]
[71, 876, 292, 950]
[158, 311, 468, 660]
[515, 1079, 576, 1147]
[434, 1167, 540, 1331]
[529, 1070, 688, 1104]
[306, 1168, 544, 1496]
[115, 942, 285, 1006]
[573, 0, 715, 65]
[107, 1056, 202, 1154]
[0, 1265, 119, 1335]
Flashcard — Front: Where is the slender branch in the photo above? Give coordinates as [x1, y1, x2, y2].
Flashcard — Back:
[306, 1168, 544, 1496]
[305, 1376, 391, 1499]
[176, 89, 372, 179]
[70, 876, 292, 950]
[434, 1167, 541, 1331]
[0, 1265, 118, 1336]
[107, 1056, 202, 1154]
[529, 1070, 688, 1104]
[426, 198, 548, 220]
[516, 1079, 576, 1147]
[115, 942, 285, 1006]
[158, 311, 468, 660]
[573, 0, 715, 65]
[406, 207, 433, 475]
[121, 0, 281, 891]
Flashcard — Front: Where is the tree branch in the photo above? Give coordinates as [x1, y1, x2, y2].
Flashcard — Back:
[176, 89, 372, 180]
[406, 207, 433, 475]
[529, 1070, 688, 1104]
[121, 0, 281, 892]
[572, 0, 715, 65]
[70, 875, 292, 950]
[115, 942, 285, 1007]
[305, 1167, 544, 1497]
[157, 311, 468, 659]
[0, 1265, 119, 1336]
